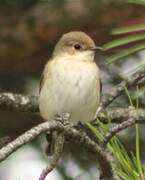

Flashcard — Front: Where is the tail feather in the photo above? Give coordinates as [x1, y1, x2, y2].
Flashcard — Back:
[46, 131, 64, 156]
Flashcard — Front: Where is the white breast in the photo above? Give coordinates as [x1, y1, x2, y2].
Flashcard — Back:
[39, 56, 100, 123]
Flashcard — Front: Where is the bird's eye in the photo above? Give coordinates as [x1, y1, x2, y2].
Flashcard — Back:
[74, 44, 81, 50]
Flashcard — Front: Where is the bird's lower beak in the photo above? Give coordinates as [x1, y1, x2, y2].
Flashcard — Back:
[90, 46, 102, 51]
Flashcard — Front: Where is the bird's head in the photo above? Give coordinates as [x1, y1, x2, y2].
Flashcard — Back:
[52, 31, 102, 61]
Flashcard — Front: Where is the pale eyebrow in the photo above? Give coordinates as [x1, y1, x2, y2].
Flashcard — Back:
[65, 41, 75, 46]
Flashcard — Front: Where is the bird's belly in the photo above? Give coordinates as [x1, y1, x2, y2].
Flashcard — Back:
[39, 62, 100, 123]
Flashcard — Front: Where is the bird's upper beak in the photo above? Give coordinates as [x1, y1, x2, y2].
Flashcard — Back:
[89, 46, 102, 51]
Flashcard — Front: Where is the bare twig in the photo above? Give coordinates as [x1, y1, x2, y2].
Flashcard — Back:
[0, 121, 61, 161]
[0, 68, 144, 180]
[101, 67, 145, 108]
[98, 107, 145, 124]
[65, 128, 116, 180]
[102, 118, 136, 147]
[0, 93, 38, 112]
[39, 132, 65, 180]
[0, 121, 116, 180]
[0, 69, 144, 114]
[39, 113, 70, 180]
[0, 92, 145, 125]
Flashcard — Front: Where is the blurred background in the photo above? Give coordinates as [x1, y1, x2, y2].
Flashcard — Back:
[0, 0, 145, 179]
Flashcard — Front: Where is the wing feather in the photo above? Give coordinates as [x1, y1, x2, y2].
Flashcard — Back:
[39, 59, 52, 94]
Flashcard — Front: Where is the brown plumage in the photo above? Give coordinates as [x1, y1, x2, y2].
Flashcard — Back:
[39, 31, 101, 154]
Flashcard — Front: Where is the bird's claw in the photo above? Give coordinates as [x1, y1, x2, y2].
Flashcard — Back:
[55, 113, 70, 126]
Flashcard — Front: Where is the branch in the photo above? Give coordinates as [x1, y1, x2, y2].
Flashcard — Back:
[66, 129, 117, 180]
[39, 132, 65, 180]
[102, 118, 136, 147]
[0, 93, 145, 124]
[0, 68, 144, 115]
[101, 67, 145, 108]
[0, 68, 144, 179]
[0, 93, 38, 112]
[0, 121, 116, 180]
[98, 107, 145, 123]
[39, 113, 70, 180]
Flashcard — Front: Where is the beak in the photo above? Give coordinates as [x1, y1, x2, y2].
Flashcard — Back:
[90, 46, 103, 51]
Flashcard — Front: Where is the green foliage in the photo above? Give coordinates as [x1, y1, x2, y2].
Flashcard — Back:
[87, 121, 144, 179]
[128, 0, 145, 5]
[111, 24, 145, 35]
[86, 88, 144, 180]
[105, 43, 145, 64]
[103, 33, 145, 51]
[90, 1, 145, 179]
[103, 0, 145, 63]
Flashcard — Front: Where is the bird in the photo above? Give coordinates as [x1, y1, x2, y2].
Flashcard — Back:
[39, 31, 101, 155]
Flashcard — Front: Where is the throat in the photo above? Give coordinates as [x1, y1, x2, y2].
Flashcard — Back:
[54, 51, 95, 62]
[74, 51, 95, 62]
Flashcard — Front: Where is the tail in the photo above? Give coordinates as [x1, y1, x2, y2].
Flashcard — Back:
[46, 131, 65, 156]
[40, 132, 65, 180]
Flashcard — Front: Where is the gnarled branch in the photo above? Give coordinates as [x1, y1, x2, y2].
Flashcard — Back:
[0, 93, 145, 124]
[0, 92, 38, 112]
[101, 67, 145, 108]
[0, 120, 116, 180]
[98, 107, 145, 124]
[0, 68, 145, 180]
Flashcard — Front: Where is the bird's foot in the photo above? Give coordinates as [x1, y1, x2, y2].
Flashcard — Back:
[55, 113, 70, 126]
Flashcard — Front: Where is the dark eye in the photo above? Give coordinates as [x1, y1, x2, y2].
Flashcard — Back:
[74, 44, 81, 50]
